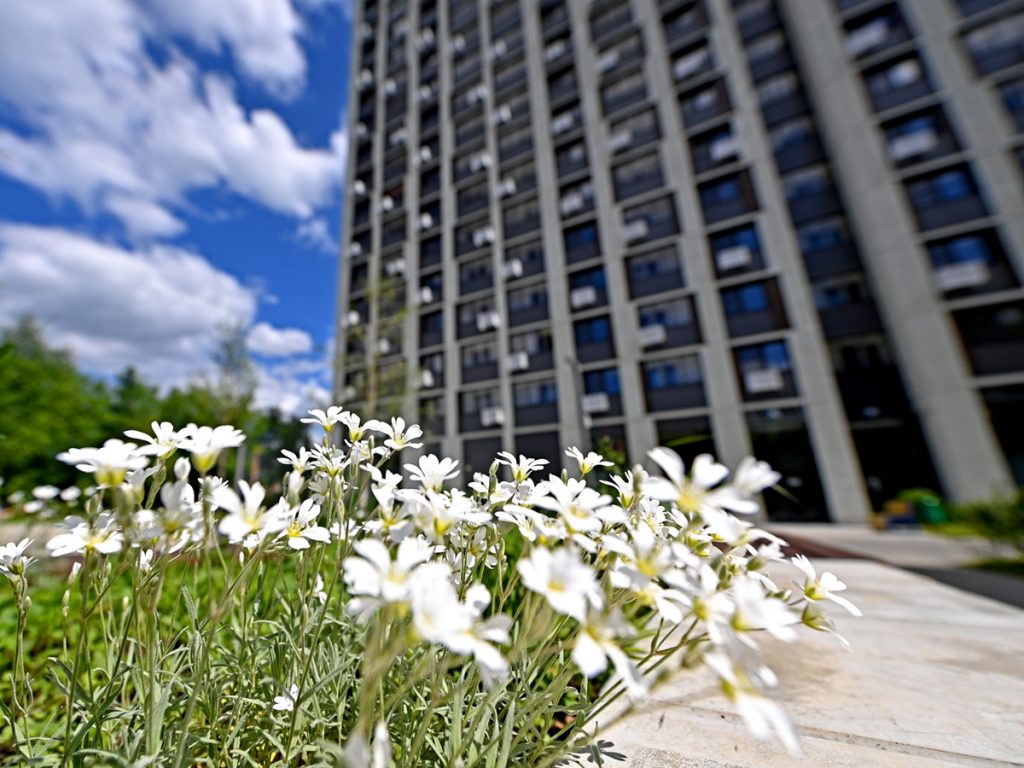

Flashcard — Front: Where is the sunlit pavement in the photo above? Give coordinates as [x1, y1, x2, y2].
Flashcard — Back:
[603, 559, 1024, 767]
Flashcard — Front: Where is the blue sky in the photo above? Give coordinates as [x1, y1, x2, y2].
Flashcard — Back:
[0, 0, 353, 413]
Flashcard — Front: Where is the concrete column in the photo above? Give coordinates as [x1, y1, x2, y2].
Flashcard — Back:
[780, 0, 1015, 501]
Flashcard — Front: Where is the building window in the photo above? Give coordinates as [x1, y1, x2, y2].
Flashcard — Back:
[905, 167, 981, 208]
[514, 379, 558, 407]
[711, 224, 764, 274]
[782, 166, 830, 201]
[963, 12, 1024, 74]
[613, 152, 664, 201]
[797, 218, 848, 252]
[627, 245, 684, 291]
[510, 328, 553, 355]
[584, 367, 621, 395]
[623, 195, 680, 243]
[461, 340, 498, 369]
[639, 297, 695, 328]
[643, 356, 702, 389]
[756, 73, 798, 105]
[507, 283, 548, 312]
[608, 108, 660, 153]
[564, 220, 601, 262]
[574, 315, 612, 344]
[601, 70, 647, 115]
[884, 109, 958, 165]
[722, 283, 770, 315]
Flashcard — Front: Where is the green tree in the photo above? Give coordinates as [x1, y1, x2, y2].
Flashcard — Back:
[0, 317, 111, 492]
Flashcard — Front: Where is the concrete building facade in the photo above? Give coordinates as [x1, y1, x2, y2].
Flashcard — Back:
[335, 0, 1024, 523]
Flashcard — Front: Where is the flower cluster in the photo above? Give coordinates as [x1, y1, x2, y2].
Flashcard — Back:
[1, 408, 859, 765]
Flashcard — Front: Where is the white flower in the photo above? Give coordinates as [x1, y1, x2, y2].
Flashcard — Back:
[339, 412, 387, 442]
[734, 457, 781, 496]
[602, 469, 643, 509]
[572, 609, 647, 699]
[343, 721, 392, 768]
[730, 576, 800, 643]
[405, 454, 459, 492]
[313, 574, 328, 604]
[59, 486, 82, 503]
[179, 425, 245, 474]
[272, 684, 299, 712]
[57, 440, 149, 486]
[411, 580, 511, 685]
[138, 549, 154, 573]
[265, 499, 331, 550]
[645, 448, 759, 519]
[0, 538, 35, 579]
[791, 555, 862, 617]
[215, 481, 270, 543]
[531, 476, 624, 537]
[565, 446, 614, 476]
[32, 485, 60, 500]
[363, 485, 414, 543]
[278, 447, 313, 474]
[704, 652, 801, 755]
[124, 421, 187, 459]
[378, 417, 423, 451]
[301, 406, 347, 433]
[517, 546, 603, 621]
[47, 513, 124, 557]
[342, 537, 439, 605]
[496, 452, 548, 484]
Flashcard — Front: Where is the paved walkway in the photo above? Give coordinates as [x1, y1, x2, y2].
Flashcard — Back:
[605, 559, 1024, 767]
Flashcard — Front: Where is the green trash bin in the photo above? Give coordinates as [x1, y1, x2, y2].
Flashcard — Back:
[917, 496, 947, 525]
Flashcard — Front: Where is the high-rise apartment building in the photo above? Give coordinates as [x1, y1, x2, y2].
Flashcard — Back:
[335, 0, 1024, 523]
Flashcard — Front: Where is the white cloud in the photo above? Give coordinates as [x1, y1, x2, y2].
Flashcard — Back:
[254, 364, 331, 416]
[296, 216, 337, 253]
[0, 0, 345, 239]
[143, 0, 307, 96]
[247, 322, 314, 357]
[0, 223, 256, 385]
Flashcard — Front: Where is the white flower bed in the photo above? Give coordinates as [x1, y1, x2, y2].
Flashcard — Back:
[0, 410, 859, 766]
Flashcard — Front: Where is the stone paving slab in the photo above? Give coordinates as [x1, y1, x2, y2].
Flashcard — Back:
[601, 560, 1024, 767]
[767, 524, 1011, 569]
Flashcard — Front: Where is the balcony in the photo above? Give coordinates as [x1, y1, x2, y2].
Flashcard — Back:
[461, 409, 499, 434]
[739, 369, 798, 402]
[462, 362, 499, 385]
[576, 339, 616, 363]
[749, 50, 795, 84]
[508, 302, 549, 327]
[911, 196, 989, 232]
[774, 139, 825, 174]
[818, 302, 883, 339]
[644, 383, 706, 412]
[460, 271, 493, 296]
[968, 35, 1024, 76]
[788, 190, 843, 224]
[934, 259, 1018, 298]
[738, 7, 781, 41]
[420, 327, 443, 349]
[802, 243, 862, 279]
[869, 78, 932, 114]
[681, 82, 731, 129]
[629, 269, 684, 299]
[726, 307, 788, 338]
[955, 300, 1024, 375]
[640, 322, 702, 350]
[515, 403, 559, 427]
[511, 349, 554, 374]
[701, 194, 757, 226]
[957, 0, 1017, 15]
[761, 92, 809, 126]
